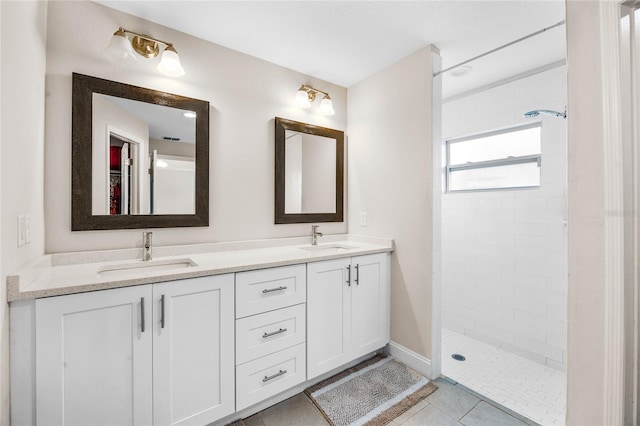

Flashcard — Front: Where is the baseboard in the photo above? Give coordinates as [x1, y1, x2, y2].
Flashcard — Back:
[388, 341, 432, 379]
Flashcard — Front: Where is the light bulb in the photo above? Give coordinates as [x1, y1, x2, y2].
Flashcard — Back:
[295, 89, 311, 108]
[105, 29, 136, 62]
[319, 95, 335, 116]
[157, 45, 185, 77]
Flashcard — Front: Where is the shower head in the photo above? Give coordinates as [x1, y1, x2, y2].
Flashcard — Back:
[523, 109, 567, 119]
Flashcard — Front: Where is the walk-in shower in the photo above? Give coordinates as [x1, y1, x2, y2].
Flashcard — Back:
[439, 28, 568, 424]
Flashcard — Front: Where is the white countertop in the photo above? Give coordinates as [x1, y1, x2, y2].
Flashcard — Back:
[7, 234, 393, 302]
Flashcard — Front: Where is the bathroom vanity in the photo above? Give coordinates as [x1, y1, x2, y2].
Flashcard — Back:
[8, 236, 392, 426]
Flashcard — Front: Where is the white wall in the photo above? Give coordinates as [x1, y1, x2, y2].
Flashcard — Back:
[149, 138, 195, 158]
[441, 66, 568, 370]
[348, 47, 434, 358]
[45, 1, 347, 253]
[0, 1, 48, 423]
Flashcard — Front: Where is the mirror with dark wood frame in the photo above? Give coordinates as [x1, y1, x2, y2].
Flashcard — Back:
[275, 117, 344, 224]
[72, 73, 210, 230]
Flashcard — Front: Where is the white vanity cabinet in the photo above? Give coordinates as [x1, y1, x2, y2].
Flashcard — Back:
[34, 274, 235, 426]
[10, 241, 393, 425]
[307, 253, 390, 379]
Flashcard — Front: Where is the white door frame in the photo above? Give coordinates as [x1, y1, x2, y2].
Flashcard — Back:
[611, 1, 640, 424]
[600, 1, 634, 424]
[430, 47, 442, 380]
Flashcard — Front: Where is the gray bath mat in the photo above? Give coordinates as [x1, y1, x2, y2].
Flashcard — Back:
[305, 355, 437, 426]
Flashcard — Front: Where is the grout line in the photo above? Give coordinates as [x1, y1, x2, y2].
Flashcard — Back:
[441, 329, 563, 425]
[457, 393, 481, 421]
[453, 381, 540, 425]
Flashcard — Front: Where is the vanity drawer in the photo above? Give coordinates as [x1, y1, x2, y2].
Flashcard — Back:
[236, 265, 306, 318]
[236, 304, 306, 365]
[236, 343, 306, 411]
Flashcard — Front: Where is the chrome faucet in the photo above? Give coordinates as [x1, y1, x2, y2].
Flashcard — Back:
[142, 231, 153, 261]
[311, 225, 323, 246]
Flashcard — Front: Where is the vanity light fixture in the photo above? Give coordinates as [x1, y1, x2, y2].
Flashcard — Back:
[105, 27, 185, 77]
[295, 85, 335, 116]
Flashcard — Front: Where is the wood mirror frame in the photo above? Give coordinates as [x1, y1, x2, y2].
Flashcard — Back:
[72, 73, 210, 230]
[274, 117, 344, 224]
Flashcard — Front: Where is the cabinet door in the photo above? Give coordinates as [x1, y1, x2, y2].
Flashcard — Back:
[36, 285, 153, 426]
[307, 257, 351, 379]
[153, 275, 235, 426]
[351, 253, 390, 358]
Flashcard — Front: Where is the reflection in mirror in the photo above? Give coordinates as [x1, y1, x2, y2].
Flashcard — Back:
[275, 117, 344, 224]
[72, 73, 209, 231]
[92, 94, 196, 216]
[284, 130, 336, 214]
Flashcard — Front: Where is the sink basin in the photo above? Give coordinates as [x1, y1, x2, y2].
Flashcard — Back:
[298, 244, 356, 253]
[98, 258, 197, 278]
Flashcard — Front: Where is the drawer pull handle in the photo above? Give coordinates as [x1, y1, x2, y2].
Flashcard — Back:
[346, 265, 351, 286]
[355, 264, 359, 285]
[263, 369, 287, 382]
[263, 328, 287, 338]
[262, 286, 288, 294]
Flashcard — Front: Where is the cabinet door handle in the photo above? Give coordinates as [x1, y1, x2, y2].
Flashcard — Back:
[140, 297, 146, 333]
[355, 264, 359, 285]
[346, 265, 351, 286]
[263, 328, 287, 338]
[263, 369, 287, 382]
[161, 294, 165, 329]
[262, 286, 287, 294]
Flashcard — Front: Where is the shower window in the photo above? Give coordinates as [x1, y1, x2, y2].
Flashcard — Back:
[446, 123, 542, 192]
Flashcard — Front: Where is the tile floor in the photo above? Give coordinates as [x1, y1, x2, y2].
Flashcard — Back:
[242, 377, 537, 426]
[441, 328, 566, 426]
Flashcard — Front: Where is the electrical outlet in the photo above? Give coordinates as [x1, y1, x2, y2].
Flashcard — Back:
[17, 215, 25, 247]
[360, 212, 367, 227]
[25, 215, 32, 244]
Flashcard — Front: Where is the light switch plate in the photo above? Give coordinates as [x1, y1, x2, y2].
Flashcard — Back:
[360, 212, 367, 227]
[17, 215, 25, 247]
[25, 215, 32, 244]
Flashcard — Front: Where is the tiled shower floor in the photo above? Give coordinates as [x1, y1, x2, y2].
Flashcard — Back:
[441, 328, 566, 425]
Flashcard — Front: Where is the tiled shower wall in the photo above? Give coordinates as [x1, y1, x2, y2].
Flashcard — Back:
[441, 65, 567, 370]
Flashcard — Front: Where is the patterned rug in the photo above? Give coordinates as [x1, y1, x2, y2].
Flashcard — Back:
[305, 355, 438, 426]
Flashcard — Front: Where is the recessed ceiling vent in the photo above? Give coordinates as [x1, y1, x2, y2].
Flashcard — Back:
[162, 136, 180, 141]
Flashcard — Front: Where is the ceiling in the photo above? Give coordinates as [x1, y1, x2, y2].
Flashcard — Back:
[105, 95, 196, 143]
[96, 1, 566, 99]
